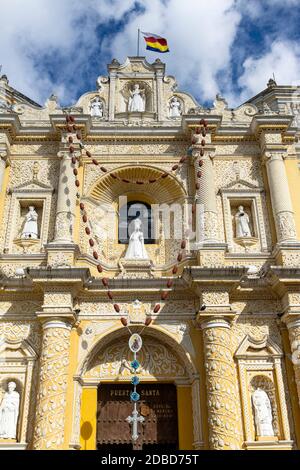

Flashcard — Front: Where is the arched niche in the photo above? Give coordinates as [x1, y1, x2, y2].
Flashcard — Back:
[0, 338, 37, 448]
[120, 81, 153, 113]
[89, 165, 186, 205]
[235, 335, 293, 449]
[82, 326, 195, 382]
[80, 165, 188, 267]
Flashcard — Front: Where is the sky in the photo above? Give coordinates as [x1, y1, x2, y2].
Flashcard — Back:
[0, 0, 300, 108]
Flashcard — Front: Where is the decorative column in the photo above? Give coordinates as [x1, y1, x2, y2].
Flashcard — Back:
[263, 151, 297, 243]
[32, 317, 73, 449]
[191, 376, 204, 450]
[187, 119, 226, 266]
[200, 317, 240, 450]
[193, 150, 218, 244]
[153, 60, 165, 122]
[107, 59, 119, 121]
[53, 137, 80, 244]
[283, 315, 300, 407]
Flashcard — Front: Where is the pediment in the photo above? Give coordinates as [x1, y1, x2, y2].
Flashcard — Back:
[235, 335, 282, 359]
[0, 338, 37, 359]
[11, 179, 53, 193]
[221, 178, 261, 192]
[115, 56, 160, 75]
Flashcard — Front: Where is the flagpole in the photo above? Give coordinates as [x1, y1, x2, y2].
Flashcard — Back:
[137, 29, 140, 57]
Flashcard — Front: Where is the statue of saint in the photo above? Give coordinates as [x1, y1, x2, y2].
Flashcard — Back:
[252, 388, 275, 438]
[0, 382, 20, 439]
[235, 206, 252, 238]
[128, 84, 145, 112]
[90, 97, 103, 117]
[169, 97, 181, 117]
[125, 217, 149, 259]
[21, 206, 39, 239]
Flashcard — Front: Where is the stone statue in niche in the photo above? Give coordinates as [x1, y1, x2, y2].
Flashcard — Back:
[252, 388, 275, 438]
[128, 84, 145, 112]
[169, 96, 182, 117]
[235, 206, 252, 238]
[125, 217, 149, 259]
[21, 206, 39, 239]
[0, 382, 20, 439]
[90, 97, 103, 117]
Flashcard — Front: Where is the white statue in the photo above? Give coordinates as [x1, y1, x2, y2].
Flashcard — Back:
[252, 388, 274, 438]
[0, 382, 20, 439]
[169, 96, 181, 117]
[90, 97, 103, 117]
[235, 206, 252, 238]
[21, 206, 38, 239]
[125, 217, 149, 259]
[128, 84, 145, 112]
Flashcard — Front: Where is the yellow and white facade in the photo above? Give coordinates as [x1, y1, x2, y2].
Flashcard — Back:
[0, 58, 300, 450]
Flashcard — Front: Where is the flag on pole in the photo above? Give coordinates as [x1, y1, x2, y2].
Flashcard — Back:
[141, 32, 169, 53]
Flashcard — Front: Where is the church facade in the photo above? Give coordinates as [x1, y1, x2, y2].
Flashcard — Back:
[0, 57, 300, 450]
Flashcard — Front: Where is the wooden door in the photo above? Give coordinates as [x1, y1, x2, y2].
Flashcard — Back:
[97, 383, 178, 450]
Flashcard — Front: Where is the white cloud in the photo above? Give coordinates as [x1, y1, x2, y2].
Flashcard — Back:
[104, 0, 241, 102]
[0, 0, 299, 108]
[0, 0, 138, 104]
[238, 40, 300, 101]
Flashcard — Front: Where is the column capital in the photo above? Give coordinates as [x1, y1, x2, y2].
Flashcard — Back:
[0, 132, 11, 163]
[196, 311, 237, 330]
[36, 312, 78, 328]
[281, 312, 300, 330]
[57, 148, 82, 160]
[191, 147, 215, 162]
[38, 317, 75, 331]
[199, 317, 231, 330]
[262, 150, 287, 164]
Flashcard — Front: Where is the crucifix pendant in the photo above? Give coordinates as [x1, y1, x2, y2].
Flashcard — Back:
[126, 402, 144, 441]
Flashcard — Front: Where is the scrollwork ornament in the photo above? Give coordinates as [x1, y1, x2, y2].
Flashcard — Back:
[32, 323, 72, 450]
[202, 322, 240, 450]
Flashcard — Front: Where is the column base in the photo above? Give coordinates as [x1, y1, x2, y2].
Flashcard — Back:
[45, 243, 80, 268]
[273, 242, 300, 267]
[117, 258, 153, 279]
[0, 441, 27, 450]
[196, 243, 227, 267]
[69, 443, 81, 450]
[244, 440, 293, 451]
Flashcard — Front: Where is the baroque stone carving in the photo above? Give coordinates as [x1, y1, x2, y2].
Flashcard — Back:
[202, 322, 240, 450]
[287, 322, 300, 407]
[276, 212, 297, 241]
[85, 335, 187, 380]
[0, 321, 41, 352]
[33, 323, 71, 450]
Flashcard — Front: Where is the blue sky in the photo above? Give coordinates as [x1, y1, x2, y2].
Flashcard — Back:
[1, 0, 300, 108]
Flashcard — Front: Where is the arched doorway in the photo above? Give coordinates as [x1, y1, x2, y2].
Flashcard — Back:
[73, 326, 203, 450]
